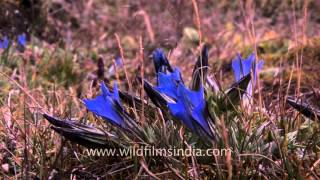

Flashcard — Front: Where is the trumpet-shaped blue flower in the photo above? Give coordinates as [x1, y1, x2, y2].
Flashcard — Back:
[232, 53, 264, 97]
[156, 68, 182, 100]
[17, 33, 26, 47]
[0, 36, 9, 49]
[115, 56, 123, 67]
[83, 82, 125, 128]
[168, 84, 212, 137]
[152, 48, 173, 73]
[153, 68, 212, 137]
[232, 53, 264, 81]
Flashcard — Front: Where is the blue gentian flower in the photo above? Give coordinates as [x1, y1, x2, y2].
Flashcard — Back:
[232, 53, 264, 82]
[152, 48, 173, 73]
[0, 34, 27, 51]
[232, 53, 264, 97]
[156, 68, 182, 100]
[168, 83, 212, 137]
[153, 68, 212, 137]
[115, 56, 123, 67]
[0, 36, 9, 49]
[17, 33, 26, 47]
[83, 82, 125, 128]
[144, 48, 212, 138]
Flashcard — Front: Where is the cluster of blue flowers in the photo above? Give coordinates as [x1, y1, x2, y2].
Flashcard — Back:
[149, 49, 212, 138]
[0, 33, 27, 50]
[83, 47, 263, 139]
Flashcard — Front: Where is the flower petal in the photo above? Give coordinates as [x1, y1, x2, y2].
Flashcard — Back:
[152, 48, 173, 73]
[232, 53, 264, 100]
[17, 34, 26, 46]
[0, 36, 9, 49]
[83, 82, 125, 128]
[156, 68, 182, 100]
[168, 83, 212, 138]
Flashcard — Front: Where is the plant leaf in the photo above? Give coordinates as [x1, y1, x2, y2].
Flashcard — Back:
[190, 44, 209, 91]
[223, 74, 251, 109]
[43, 114, 115, 148]
[287, 98, 320, 121]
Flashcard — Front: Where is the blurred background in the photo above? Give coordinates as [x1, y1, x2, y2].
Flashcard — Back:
[1, 0, 320, 88]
